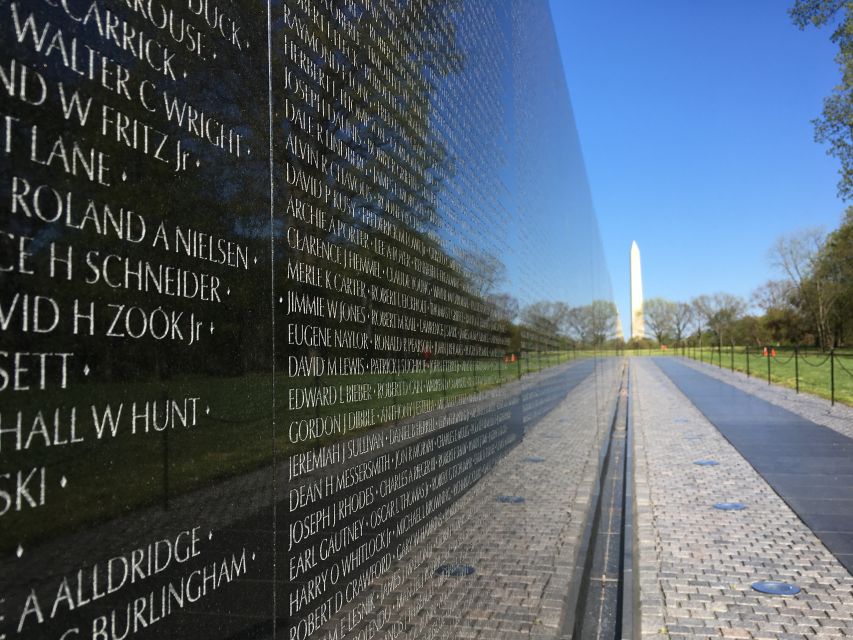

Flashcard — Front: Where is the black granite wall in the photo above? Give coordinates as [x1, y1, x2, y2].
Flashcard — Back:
[0, 1, 614, 638]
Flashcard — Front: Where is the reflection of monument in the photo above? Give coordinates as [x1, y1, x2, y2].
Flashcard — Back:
[630, 241, 645, 339]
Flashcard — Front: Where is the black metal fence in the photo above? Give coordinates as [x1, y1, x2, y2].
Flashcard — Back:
[648, 345, 853, 406]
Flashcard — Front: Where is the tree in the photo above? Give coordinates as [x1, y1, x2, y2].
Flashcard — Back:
[730, 315, 764, 346]
[790, 1, 853, 198]
[520, 301, 563, 337]
[487, 293, 520, 324]
[671, 302, 694, 347]
[816, 207, 853, 345]
[752, 279, 797, 313]
[587, 300, 619, 347]
[456, 248, 506, 296]
[692, 293, 747, 349]
[768, 228, 837, 349]
[560, 301, 617, 347]
[563, 305, 590, 344]
[643, 298, 676, 345]
[751, 279, 806, 344]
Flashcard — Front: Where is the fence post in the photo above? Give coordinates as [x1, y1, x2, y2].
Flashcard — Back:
[794, 346, 799, 394]
[730, 343, 734, 372]
[767, 346, 771, 385]
[746, 345, 750, 377]
[831, 349, 835, 406]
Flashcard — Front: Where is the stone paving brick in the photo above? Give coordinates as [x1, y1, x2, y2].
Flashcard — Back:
[632, 359, 853, 639]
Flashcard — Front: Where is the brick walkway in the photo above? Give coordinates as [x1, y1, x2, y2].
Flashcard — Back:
[632, 358, 853, 640]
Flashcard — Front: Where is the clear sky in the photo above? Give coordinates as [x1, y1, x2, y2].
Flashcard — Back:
[549, 0, 849, 334]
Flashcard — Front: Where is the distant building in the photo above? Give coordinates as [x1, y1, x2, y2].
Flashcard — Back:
[630, 241, 644, 339]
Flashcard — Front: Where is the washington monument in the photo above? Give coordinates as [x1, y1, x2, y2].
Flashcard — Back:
[630, 241, 644, 339]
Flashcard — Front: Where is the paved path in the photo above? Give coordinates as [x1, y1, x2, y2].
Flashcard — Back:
[654, 358, 853, 572]
[672, 357, 853, 448]
[633, 358, 853, 639]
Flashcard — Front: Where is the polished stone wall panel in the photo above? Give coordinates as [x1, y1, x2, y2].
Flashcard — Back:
[0, 1, 615, 638]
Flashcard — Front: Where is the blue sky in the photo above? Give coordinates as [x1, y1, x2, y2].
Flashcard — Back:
[549, 0, 848, 334]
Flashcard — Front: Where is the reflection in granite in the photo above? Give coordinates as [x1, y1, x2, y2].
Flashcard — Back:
[0, 1, 617, 638]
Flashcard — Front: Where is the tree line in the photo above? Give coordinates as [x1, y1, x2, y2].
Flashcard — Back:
[638, 210, 852, 351]
[511, 1, 853, 355]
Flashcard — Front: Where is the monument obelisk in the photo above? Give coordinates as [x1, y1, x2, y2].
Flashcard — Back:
[630, 241, 644, 339]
